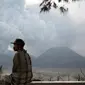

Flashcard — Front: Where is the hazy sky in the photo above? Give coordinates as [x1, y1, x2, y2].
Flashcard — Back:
[0, 0, 85, 57]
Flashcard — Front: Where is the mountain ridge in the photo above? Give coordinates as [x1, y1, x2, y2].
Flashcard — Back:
[33, 47, 85, 68]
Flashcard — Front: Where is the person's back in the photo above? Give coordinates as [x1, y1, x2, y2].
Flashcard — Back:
[12, 49, 33, 85]
[5, 39, 33, 85]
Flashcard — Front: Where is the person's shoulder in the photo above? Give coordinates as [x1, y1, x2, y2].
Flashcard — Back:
[13, 52, 19, 60]
[26, 52, 31, 58]
[26, 52, 30, 57]
[14, 52, 19, 57]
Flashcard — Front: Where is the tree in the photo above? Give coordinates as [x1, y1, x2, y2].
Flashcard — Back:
[40, 0, 80, 13]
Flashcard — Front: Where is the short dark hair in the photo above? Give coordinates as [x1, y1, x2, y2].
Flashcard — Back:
[11, 38, 25, 47]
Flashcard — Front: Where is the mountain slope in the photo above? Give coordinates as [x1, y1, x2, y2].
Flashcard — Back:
[34, 47, 85, 68]
[0, 53, 13, 69]
[0, 52, 36, 69]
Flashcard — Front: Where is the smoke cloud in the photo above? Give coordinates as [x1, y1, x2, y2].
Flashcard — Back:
[0, 0, 85, 56]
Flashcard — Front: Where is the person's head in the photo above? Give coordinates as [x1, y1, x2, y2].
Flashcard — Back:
[11, 38, 25, 51]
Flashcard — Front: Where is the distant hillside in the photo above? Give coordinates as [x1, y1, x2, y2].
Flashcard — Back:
[1, 47, 85, 68]
[0, 53, 13, 69]
[0, 52, 36, 69]
[34, 47, 85, 68]
[30, 55, 37, 66]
